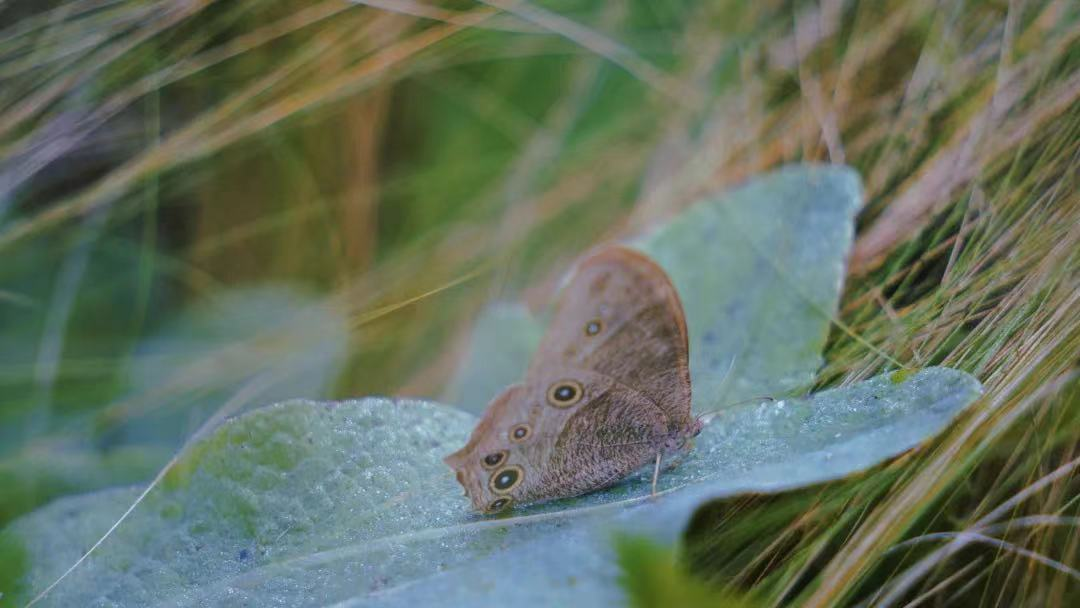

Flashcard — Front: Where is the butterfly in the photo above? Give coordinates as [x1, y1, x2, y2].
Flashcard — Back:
[445, 245, 701, 514]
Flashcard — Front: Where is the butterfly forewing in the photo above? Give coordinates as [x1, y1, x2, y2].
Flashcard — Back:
[528, 246, 692, 425]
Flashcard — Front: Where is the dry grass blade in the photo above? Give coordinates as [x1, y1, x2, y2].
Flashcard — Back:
[1, 0, 1078, 606]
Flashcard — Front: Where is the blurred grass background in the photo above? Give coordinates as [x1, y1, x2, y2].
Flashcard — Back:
[0, 0, 1077, 606]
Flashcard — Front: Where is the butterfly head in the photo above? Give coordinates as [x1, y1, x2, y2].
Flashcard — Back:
[444, 384, 530, 514]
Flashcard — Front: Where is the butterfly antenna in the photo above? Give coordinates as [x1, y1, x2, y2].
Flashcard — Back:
[690, 354, 738, 426]
[697, 396, 775, 426]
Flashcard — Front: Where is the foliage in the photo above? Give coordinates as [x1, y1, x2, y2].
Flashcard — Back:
[0, 165, 983, 605]
[0, 0, 1077, 606]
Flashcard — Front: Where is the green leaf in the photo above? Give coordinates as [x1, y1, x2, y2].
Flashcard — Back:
[3, 399, 477, 607]
[2, 166, 983, 606]
[615, 534, 762, 608]
[634, 164, 863, 410]
[2, 368, 980, 606]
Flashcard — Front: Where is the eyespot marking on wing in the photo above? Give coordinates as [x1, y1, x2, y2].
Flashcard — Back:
[547, 380, 584, 408]
[489, 465, 524, 494]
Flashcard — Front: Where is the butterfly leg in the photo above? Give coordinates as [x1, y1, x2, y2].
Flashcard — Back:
[650, 452, 662, 498]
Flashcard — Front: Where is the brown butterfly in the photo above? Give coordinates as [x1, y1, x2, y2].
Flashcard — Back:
[445, 245, 702, 514]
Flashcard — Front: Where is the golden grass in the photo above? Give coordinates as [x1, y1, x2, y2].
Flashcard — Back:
[1, 0, 1077, 605]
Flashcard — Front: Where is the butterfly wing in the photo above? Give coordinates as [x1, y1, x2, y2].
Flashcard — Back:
[526, 245, 693, 428]
[510, 246, 698, 501]
[445, 245, 698, 511]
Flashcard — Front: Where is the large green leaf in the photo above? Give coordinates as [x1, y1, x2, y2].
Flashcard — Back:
[2, 166, 984, 606]
[635, 165, 861, 410]
[2, 369, 980, 606]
